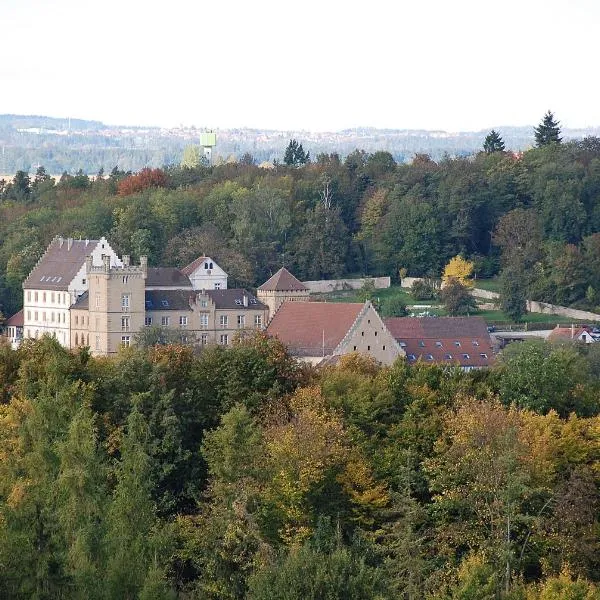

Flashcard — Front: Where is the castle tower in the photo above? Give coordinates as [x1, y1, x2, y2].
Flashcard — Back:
[87, 254, 147, 355]
[257, 267, 309, 322]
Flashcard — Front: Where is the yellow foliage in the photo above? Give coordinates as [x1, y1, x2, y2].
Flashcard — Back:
[442, 255, 474, 287]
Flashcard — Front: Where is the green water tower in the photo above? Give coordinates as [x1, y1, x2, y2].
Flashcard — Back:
[200, 131, 217, 164]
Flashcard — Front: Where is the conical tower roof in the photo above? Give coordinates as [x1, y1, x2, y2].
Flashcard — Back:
[258, 267, 308, 292]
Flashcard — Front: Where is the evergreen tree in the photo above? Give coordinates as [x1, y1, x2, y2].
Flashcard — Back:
[534, 111, 562, 146]
[483, 130, 505, 153]
[283, 139, 310, 167]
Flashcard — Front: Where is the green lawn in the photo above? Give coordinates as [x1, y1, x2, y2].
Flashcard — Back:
[313, 284, 596, 328]
[472, 278, 501, 292]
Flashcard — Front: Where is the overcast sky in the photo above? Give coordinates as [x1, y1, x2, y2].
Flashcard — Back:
[2, 0, 598, 132]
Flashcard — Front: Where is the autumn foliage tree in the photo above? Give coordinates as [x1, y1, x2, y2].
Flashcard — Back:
[117, 168, 168, 196]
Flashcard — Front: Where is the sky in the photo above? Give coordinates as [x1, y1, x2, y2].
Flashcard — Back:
[2, 0, 599, 132]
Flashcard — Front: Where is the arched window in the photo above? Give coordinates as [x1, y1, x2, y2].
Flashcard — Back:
[75, 333, 79, 346]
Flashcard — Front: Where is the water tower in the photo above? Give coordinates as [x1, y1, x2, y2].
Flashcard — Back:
[200, 131, 217, 165]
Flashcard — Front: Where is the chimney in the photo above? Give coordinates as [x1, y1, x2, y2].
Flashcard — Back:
[59, 236, 64, 248]
[85, 239, 89, 247]
[122, 255, 130, 267]
[102, 254, 110, 273]
[140, 256, 148, 279]
[85, 255, 92, 275]
[243, 293, 248, 307]
[67, 237, 73, 251]
[571, 323, 575, 339]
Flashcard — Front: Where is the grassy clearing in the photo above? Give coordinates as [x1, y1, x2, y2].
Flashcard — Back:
[313, 284, 593, 328]
[472, 278, 501, 292]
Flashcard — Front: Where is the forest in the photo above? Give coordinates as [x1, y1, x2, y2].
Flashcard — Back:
[0, 331, 599, 598]
[3, 128, 600, 320]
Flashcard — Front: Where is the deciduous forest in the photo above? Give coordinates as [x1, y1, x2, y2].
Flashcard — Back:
[3, 134, 600, 320]
[2, 132, 600, 598]
[0, 333, 599, 598]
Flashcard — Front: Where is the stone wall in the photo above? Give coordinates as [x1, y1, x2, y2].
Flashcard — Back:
[526, 300, 600, 322]
[303, 277, 391, 294]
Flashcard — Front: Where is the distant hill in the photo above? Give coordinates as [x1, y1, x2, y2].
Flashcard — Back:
[1, 113, 600, 176]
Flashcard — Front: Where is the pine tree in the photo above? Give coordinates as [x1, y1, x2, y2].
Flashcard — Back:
[483, 130, 505, 153]
[283, 139, 310, 167]
[534, 111, 562, 147]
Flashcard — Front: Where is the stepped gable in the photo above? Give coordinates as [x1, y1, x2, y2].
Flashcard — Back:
[258, 267, 308, 292]
[146, 267, 192, 288]
[23, 237, 100, 291]
[205, 289, 266, 310]
[266, 302, 364, 356]
[180, 256, 207, 277]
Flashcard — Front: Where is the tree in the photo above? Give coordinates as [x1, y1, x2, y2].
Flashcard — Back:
[499, 269, 528, 322]
[535, 111, 562, 147]
[439, 278, 477, 315]
[181, 145, 202, 169]
[483, 130, 505, 154]
[442, 255, 475, 287]
[283, 139, 310, 167]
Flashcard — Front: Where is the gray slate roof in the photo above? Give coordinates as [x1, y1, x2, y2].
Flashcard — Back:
[146, 267, 192, 288]
[72, 291, 89, 310]
[145, 290, 194, 311]
[24, 237, 99, 290]
[205, 289, 267, 310]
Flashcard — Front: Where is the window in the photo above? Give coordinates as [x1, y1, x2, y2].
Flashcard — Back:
[204, 262, 208, 269]
[254, 314, 262, 328]
[95, 335, 100, 350]
[444, 353, 453, 360]
[121, 316, 130, 332]
[200, 313, 209, 328]
[418, 340, 425, 347]
[200, 299, 208, 308]
[383, 345, 386, 350]
[145, 316, 153, 327]
[220, 334, 229, 345]
[201, 333, 208, 345]
[353, 345, 357, 351]
[27, 291, 31, 302]
[51, 312, 55, 322]
[75, 333, 79, 346]
[75, 315, 79, 326]
[121, 293, 130, 310]
[214, 282, 221, 290]
[462, 353, 470, 360]
[374, 331, 378, 337]
[123, 275, 129, 284]
[82, 278, 86, 286]
[34, 292, 38, 302]
[237, 315, 245, 328]
[435, 341, 443, 347]
[51, 292, 55, 303]
[407, 354, 416, 361]
[121, 336, 131, 347]
[219, 315, 228, 328]
[43, 292, 46, 302]
[161, 316, 170, 326]
[454, 341, 461, 347]
[35, 311, 38, 321]
[425, 354, 434, 360]
[480, 353, 488, 359]
[399, 341, 406, 347]
[161, 300, 169, 308]
[179, 316, 188, 327]
[472, 340, 480, 347]
[42, 312, 46, 322]
[367, 345, 371, 351]
[209, 262, 213, 269]
[27, 310, 31, 320]
[95, 293, 101, 308]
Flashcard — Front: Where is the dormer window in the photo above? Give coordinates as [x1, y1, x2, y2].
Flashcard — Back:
[209, 262, 213, 269]
[204, 262, 208, 269]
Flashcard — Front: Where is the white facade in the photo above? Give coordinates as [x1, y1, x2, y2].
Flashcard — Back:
[186, 257, 228, 291]
[23, 237, 121, 347]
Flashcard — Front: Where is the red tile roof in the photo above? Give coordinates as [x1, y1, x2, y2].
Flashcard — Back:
[5, 309, 23, 327]
[384, 317, 495, 368]
[258, 267, 308, 292]
[181, 256, 207, 276]
[548, 326, 592, 341]
[266, 302, 363, 356]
